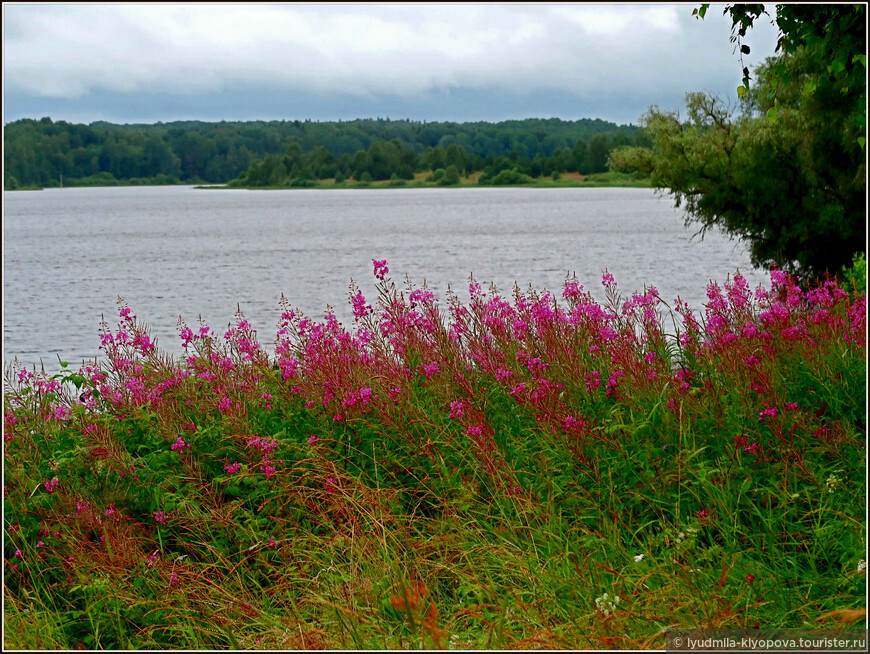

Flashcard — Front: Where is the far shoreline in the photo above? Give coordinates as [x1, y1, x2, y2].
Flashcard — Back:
[6, 172, 652, 193]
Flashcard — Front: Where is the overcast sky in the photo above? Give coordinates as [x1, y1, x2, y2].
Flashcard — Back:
[3, 3, 781, 126]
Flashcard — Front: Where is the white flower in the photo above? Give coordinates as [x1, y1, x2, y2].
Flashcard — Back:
[595, 592, 620, 616]
[858, 559, 866, 573]
[826, 474, 841, 494]
[634, 554, 645, 563]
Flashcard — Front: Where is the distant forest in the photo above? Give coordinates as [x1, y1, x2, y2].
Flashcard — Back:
[3, 116, 649, 189]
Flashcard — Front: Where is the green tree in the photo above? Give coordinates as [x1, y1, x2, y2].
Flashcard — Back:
[439, 164, 460, 186]
[610, 4, 865, 279]
[587, 134, 610, 173]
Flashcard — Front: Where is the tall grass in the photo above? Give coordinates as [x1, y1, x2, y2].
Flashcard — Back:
[3, 262, 866, 649]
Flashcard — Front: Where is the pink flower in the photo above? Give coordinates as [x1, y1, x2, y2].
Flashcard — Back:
[325, 477, 338, 493]
[351, 290, 371, 319]
[759, 407, 778, 421]
[418, 362, 441, 378]
[261, 456, 276, 479]
[154, 510, 170, 525]
[170, 435, 191, 453]
[449, 400, 468, 419]
[373, 259, 389, 281]
[409, 288, 435, 305]
[307, 434, 319, 446]
[224, 461, 242, 475]
[43, 479, 59, 494]
[563, 415, 585, 432]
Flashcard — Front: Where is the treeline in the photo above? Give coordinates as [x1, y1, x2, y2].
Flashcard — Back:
[3, 115, 645, 189]
[231, 128, 650, 187]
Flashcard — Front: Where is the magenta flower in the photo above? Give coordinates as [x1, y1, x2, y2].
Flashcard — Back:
[261, 456, 276, 479]
[224, 461, 242, 475]
[351, 290, 371, 319]
[563, 415, 585, 432]
[170, 435, 191, 453]
[308, 434, 319, 446]
[372, 259, 389, 281]
[449, 400, 468, 419]
[43, 479, 59, 494]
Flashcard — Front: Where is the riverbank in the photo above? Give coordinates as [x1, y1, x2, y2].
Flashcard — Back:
[4, 266, 865, 649]
[212, 170, 651, 191]
[7, 171, 652, 192]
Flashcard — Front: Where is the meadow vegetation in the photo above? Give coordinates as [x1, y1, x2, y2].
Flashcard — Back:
[3, 260, 865, 649]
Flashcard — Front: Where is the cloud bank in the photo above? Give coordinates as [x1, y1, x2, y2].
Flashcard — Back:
[3, 4, 779, 123]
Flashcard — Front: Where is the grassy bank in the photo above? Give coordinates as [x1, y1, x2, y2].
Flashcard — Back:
[8, 171, 650, 192]
[3, 265, 865, 649]
[215, 171, 651, 191]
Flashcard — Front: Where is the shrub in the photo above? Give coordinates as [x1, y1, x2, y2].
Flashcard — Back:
[438, 165, 460, 186]
[488, 167, 533, 185]
[842, 251, 866, 295]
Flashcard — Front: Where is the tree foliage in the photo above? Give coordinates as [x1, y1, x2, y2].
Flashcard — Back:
[4, 116, 642, 189]
[610, 4, 866, 280]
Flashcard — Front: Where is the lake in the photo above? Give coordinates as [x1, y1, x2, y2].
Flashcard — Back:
[3, 185, 766, 373]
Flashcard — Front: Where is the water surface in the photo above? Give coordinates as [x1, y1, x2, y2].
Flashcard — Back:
[3, 185, 765, 372]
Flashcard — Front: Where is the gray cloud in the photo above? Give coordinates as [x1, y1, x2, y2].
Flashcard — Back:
[2, 3, 780, 123]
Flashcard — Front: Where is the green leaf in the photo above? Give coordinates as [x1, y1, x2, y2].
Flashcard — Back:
[853, 54, 866, 68]
[858, 137, 866, 150]
[736, 85, 748, 98]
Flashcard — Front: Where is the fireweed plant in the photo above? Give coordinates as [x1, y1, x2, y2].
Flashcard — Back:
[3, 262, 866, 649]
